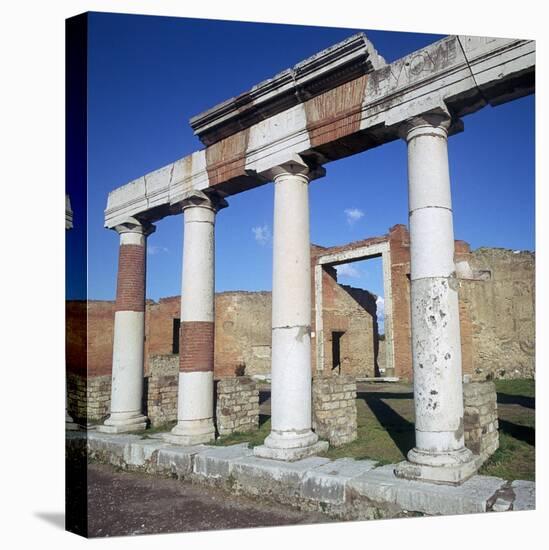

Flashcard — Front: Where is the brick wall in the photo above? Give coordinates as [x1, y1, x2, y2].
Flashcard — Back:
[312, 375, 357, 446]
[67, 372, 111, 423]
[215, 377, 259, 435]
[463, 381, 499, 461]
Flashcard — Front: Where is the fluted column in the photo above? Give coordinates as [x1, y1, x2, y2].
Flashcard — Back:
[99, 218, 155, 433]
[254, 155, 328, 461]
[394, 114, 480, 484]
[165, 191, 227, 445]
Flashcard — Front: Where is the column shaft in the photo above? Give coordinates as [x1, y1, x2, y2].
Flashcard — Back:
[395, 115, 479, 484]
[254, 161, 328, 461]
[99, 221, 153, 433]
[165, 192, 225, 445]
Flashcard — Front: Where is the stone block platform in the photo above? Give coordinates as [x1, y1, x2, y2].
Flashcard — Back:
[67, 431, 534, 519]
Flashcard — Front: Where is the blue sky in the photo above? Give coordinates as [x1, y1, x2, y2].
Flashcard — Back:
[69, 12, 535, 305]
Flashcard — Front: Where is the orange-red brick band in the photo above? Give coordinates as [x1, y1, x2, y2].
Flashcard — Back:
[179, 321, 214, 372]
[115, 244, 146, 312]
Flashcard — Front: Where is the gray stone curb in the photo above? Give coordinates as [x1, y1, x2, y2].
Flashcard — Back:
[69, 431, 535, 518]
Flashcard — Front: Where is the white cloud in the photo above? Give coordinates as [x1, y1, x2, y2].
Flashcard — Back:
[335, 263, 361, 279]
[376, 296, 385, 322]
[344, 207, 364, 225]
[252, 224, 271, 245]
[148, 245, 169, 255]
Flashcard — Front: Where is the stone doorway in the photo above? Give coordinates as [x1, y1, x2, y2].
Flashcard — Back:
[313, 240, 395, 379]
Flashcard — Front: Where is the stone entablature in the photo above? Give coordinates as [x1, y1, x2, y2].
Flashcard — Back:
[104, 35, 534, 229]
[190, 33, 386, 146]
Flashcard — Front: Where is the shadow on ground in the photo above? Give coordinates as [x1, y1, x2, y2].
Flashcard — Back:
[497, 393, 535, 409]
[498, 419, 535, 446]
[357, 391, 415, 457]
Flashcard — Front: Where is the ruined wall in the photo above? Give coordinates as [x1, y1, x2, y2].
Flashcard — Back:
[460, 248, 535, 380]
[312, 375, 358, 446]
[67, 372, 111, 423]
[215, 377, 260, 436]
[214, 292, 271, 377]
[463, 381, 499, 460]
[318, 266, 378, 377]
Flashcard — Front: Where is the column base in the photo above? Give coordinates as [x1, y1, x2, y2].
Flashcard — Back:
[163, 419, 215, 446]
[253, 430, 328, 461]
[394, 447, 482, 485]
[97, 412, 148, 434]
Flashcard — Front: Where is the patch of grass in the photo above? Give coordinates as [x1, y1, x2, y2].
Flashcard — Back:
[479, 432, 535, 481]
[322, 396, 414, 463]
[215, 418, 271, 448]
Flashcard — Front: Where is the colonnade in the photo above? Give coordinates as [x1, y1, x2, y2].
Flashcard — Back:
[99, 114, 478, 481]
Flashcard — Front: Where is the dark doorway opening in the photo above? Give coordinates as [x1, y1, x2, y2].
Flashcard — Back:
[172, 318, 180, 354]
[332, 331, 345, 374]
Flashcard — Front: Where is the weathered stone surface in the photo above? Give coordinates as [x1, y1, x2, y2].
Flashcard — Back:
[87, 432, 141, 466]
[146, 362, 178, 427]
[301, 458, 378, 503]
[350, 465, 505, 515]
[67, 372, 111, 423]
[463, 381, 499, 461]
[460, 248, 535, 380]
[126, 440, 167, 467]
[216, 377, 260, 435]
[312, 375, 357, 446]
[156, 444, 213, 477]
[231, 455, 330, 497]
[79, 432, 533, 519]
[194, 444, 253, 478]
[511, 480, 535, 511]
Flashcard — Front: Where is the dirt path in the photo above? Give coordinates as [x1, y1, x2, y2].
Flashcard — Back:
[86, 463, 331, 538]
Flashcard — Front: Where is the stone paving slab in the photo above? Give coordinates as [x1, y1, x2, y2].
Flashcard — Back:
[348, 464, 507, 515]
[157, 444, 214, 476]
[126, 439, 169, 467]
[301, 458, 379, 504]
[230, 455, 331, 497]
[87, 432, 142, 465]
[194, 443, 253, 478]
[511, 480, 535, 511]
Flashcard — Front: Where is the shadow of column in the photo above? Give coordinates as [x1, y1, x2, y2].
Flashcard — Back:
[357, 391, 416, 458]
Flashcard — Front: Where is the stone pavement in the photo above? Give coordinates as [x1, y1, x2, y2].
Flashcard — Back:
[68, 430, 535, 520]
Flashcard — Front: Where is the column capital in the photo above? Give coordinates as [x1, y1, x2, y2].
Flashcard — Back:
[179, 190, 228, 214]
[398, 110, 463, 142]
[113, 217, 156, 237]
[265, 154, 326, 184]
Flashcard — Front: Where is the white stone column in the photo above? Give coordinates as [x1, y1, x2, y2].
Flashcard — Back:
[254, 156, 328, 461]
[165, 191, 227, 445]
[394, 114, 480, 484]
[98, 219, 155, 433]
